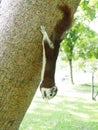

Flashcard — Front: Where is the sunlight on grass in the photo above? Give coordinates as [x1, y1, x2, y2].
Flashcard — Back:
[19, 85, 98, 130]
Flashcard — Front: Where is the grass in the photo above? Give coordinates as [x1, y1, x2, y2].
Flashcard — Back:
[74, 83, 98, 92]
[19, 84, 98, 130]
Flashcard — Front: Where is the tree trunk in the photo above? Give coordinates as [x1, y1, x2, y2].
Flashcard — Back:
[69, 59, 74, 84]
[0, 0, 81, 129]
[91, 72, 95, 100]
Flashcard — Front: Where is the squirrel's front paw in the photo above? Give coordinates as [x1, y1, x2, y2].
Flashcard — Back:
[40, 25, 46, 34]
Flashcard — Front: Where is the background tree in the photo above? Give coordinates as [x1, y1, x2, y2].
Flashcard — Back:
[74, 0, 98, 100]
[61, 23, 80, 84]
[0, 0, 81, 130]
[60, 0, 97, 84]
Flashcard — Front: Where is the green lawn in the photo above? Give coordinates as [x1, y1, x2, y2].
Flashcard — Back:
[19, 84, 98, 130]
[74, 83, 98, 92]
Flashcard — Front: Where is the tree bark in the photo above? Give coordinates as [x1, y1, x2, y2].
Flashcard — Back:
[91, 72, 95, 100]
[0, 0, 81, 129]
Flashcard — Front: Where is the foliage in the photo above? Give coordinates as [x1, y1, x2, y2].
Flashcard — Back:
[80, 0, 96, 21]
[61, 0, 98, 60]
[74, 27, 98, 60]
[60, 0, 98, 70]
[61, 22, 80, 61]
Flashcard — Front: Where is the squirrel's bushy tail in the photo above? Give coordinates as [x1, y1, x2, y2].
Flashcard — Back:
[54, 4, 73, 38]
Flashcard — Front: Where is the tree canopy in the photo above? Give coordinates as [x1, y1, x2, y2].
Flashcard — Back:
[60, 0, 98, 83]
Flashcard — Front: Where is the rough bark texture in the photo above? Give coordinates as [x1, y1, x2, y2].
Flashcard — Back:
[0, 0, 81, 130]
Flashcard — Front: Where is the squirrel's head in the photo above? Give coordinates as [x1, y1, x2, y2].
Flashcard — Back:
[40, 85, 58, 100]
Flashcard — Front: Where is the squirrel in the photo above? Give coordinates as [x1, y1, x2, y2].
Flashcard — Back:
[40, 4, 73, 99]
